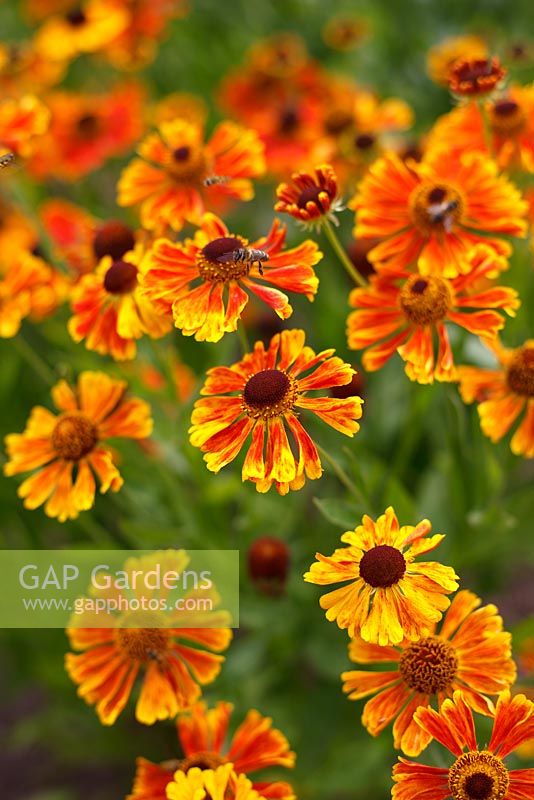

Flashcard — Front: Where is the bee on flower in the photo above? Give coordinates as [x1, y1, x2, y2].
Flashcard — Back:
[458, 337, 534, 458]
[351, 150, 527, 277]
[346, 244, 519, 383]
[392, 690, 534, 800]
[189, 329, 363, 494]
[117, 118, 265, 232]
[128, 700, 295, 800]
[304, 506, 459, 645]
[4, 371, 152, 521]
[142, 213, 320, 342]
[342, 589, 516, 756]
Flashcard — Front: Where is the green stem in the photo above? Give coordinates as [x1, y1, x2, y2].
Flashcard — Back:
[13, 335, 56, 385]
[316, 443, 362, 498]
[237, 322, 251, 355]
[322, 219, 367, 287]
[478, 100, 495, 159]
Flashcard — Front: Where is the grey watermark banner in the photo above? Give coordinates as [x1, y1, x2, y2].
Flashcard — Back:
[0, 549, 239, 628]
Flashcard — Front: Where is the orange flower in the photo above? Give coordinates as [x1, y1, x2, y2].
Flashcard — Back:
[165, 765, 259, 800]
[128, 701, 295, 800]
[0, 94, 50, 158]
[449, 56, 506, 98]
[27, 83, 144, 181]
[392, 690, 534, 800]
[34, 0, 129, 62]
[189, 329, 363, 494]
[275, 164, 342, 228]
[304, 506, 458, 645]
[347, 244, 519, 383]
[519, 638, 534, 676]
[4, 371, 152, 521]
[0, 250, 67, 337]
[0, 199, 39, 271]
[68, 244, 172, 361]
[41, 198, 136, 277]
[457, 338, 534, 458]
[322, 15, 369, 51]
[117, 119, 265, 232]
[428, 85, 534, 173]
[351, 151, 527, 277]
[0, 42, 66, 97]
[342, 589, 516, 756]
[142, 214, 320, 342]
[426, 35, 488, 86]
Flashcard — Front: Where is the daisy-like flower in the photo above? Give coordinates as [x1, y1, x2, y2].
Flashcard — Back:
[0, 250, 67, 337]
[427, 84, 534, 173]
[65, 552, 232, 726]
[351, 151, 527, 277]
[34, 0, 129, 62]
[0, 41, 66, 96]
[426, 35, 488, 86]
[117, 118, 265, 232]
[128, 700, 295, 800]
[347, 244, 519, 383]
[4, 371, 152, 521]
[304, 506, 459, 646]
[27, 83, 144, 181]
[457, 338, 534, 458]
[341, 589, 516, 756]
[68, 243, 172, 361]
[448, 56, 506, 98]
[165, 765, 258, 800]
[274, 164, 343, 229]
[189, 329, 363, 494]
[392, 690, 534, 800]
[142, 214, 320, 342]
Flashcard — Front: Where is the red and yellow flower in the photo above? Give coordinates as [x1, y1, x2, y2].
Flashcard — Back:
[448, 56, 506, 98]
[34, 0, 129, 62]
[347, 244, 519, 383]
[27, 83, 144, 181]
[117, 118, 265, 232]
[68, 243, 172, 361]
[392, 690, 534, 800]
[0, 94, 50, 158]
[4, 371, 152, 521]
[165, 765, 259, 800]
[275, 164, 342, 228]
[458, 338, 534, 458]
[351, 151, 527, 277]
[0, 250, 67, 337]
[142, 214, 320, 342]
[426, 35, 488, 86]
[0, 41, 66, 96]
[189, 329, 363, 494]
[342, 589, 516, 756]
[304, 506, 459, 645]
[428, 84, 534, 173]
[128, 701, 295, 800]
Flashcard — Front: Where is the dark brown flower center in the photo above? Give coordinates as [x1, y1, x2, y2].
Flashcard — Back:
[202, 237, 242, 264]
[448, 751, 509, 800]
[449, 57, 505, 96]
[359, 544, 406, 588]
[197, 236, 250, 281]
[324, 110, 353, 135]
[179, 752, 226, 772]
[52, 414, 98, 461]
[506, 347, 534, 396]
[493, 100, 519, 117]
[399, 636, 458, 693]
[355, 133, 375, 150]
[77, 114, 100, 138]
[490, 99, 526, 136]
[173, 146, 190, 162]
[244, 369, 290, 408]
[66, 9, 86, 26]
[465, 775, 494, 800]
[93, 221, 135, 262]
[399, 275, 451, 325]
[103, 259, 138, 295]
[279, 107, 300, 135]
[297, 186, 325, 210]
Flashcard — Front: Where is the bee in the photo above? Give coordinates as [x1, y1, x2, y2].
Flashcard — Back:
[427, 199, 459, 233]
[147, 648, 166, 666]
[217, 247, 269, 276]
[0, 151, 16, 170]
[203, 175, 231, 187]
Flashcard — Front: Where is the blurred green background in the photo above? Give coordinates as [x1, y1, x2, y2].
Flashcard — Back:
[1, 0, 533, 798]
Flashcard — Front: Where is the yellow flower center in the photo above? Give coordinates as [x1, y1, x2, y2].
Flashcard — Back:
[448, 751, 509, 800]
[197, 236, 249, 282]
[52, 414, 98, 461]
[166, 144, 208, 184]
[410, 183, 464, 236]
[115, 616, 170, 662]
[103, 259, 139, 295]
[489, 99, 526, 136]
[399, 636, 458, 693]
[359, 544, 406, 588]
[93, 221, 135, 262]
[242, 368, 298, 420]
[399, 274, 451, 325]
[506, 346, 534, 396]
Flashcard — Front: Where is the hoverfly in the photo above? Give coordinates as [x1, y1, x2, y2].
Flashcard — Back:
[203, 175, 231, 187]
[217, 247, 269, 276]
[427, 199, 459, 233]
